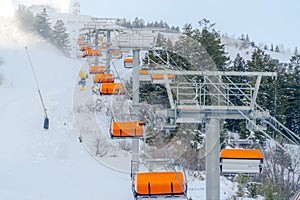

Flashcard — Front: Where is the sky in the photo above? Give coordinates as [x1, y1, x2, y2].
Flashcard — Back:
[2, 0, 299, 51]
[74, 0, 300, 51]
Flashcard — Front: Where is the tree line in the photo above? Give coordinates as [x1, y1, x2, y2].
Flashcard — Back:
[116, 17, 180, 32]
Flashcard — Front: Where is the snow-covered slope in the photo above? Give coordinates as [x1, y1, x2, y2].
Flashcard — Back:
[0, 17, 133, 200]
[222, 35, 293, 63]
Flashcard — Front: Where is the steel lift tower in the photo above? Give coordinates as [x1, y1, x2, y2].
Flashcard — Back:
[142, 70, 277, 200]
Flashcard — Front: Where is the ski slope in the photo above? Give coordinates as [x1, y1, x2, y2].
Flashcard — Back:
[0, 19, 133, 199]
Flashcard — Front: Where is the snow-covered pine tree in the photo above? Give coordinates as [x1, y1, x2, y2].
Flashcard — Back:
[270, 43, 274, 51]
[166, 38, 173, 51]
[294, 47, 298, 55]
[275, 45, 280, 52]
[35, 8, 53, 40]
[155, 33, 167, 49]
[53, 19, 71, 57]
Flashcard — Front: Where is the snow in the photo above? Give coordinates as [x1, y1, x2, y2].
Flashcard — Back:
[3, 7, 290, 199]
[222, 35, 293, 63]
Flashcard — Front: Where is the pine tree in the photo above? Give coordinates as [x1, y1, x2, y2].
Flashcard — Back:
[294, 47, 298, 55]
[193, 20, 229, 70]
[35, 8, 53, 40]
[270, 44, 274, 51]
[240, 33, 245, 41]
[182, 23, 193, 37]
[155, 33, 167, 49]
[53, 19, 71, 57]
[275, 45, 280, 52]
[245, 34, 250, 42]
[277, 55, 300, 135]
[166, 38, 173, 51]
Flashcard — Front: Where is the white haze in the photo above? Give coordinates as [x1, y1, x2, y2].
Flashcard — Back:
[0, 0, 70, 18]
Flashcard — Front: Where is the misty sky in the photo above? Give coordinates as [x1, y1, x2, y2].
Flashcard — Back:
[74, 0, 299, 50]
[4, 0, 299, 50]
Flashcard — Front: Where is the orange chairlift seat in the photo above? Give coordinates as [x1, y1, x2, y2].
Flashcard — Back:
[133, 171, 187, 198]
[94, 73, 114, 83]
[89, 65, 105, 74]
[110, 121, 144, 138]
[83, 48, 101, 57]
[100, 83, 124, 95]
[110, 49, 123, 59]
[139, 69, 149, 75]
[80, 45, 89, 51]
[124, 57, 134, 68]
[220, 148, 263, 174]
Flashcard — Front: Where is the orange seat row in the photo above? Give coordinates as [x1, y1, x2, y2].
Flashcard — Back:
[100, 83, 124, 95]
[133, 171, 186, 197]
[110, 121, 144, 138]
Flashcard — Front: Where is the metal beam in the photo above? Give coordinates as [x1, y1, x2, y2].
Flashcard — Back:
[164, 74, 175, 109]
[205, 118, 220, 200]
[148, 70, 277, 77]
[251, 75, 262, 109]
[132, 50, 140, 176]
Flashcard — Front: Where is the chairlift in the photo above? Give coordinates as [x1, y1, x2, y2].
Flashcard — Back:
[93, 73, 114, 83]
[124, 56, 134, 68]
[220, 148, 263, 175]
[131, 160, 187, 199]
[110, 120, 145, 138]
[110, 49, 123, 59]
[99, 83, 125, 95]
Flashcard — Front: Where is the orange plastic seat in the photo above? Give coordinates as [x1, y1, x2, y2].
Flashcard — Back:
[100, 83, 124, 95]
[110, 121, 144, 138]
[220, 149, 263, 159]
[124, 57, 133, 63]
[139, 69, 149, 75]
[133, 172, 186, 197]
[94, 73, 114, 83]
[80, 45, 89, 51]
